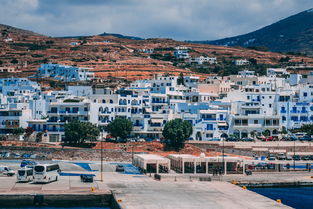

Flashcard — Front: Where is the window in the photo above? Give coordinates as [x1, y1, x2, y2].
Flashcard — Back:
[207, 124, 213, 130]
[291, 116, 298, 121]
[304, 92, 308, 97]
[254, 120, 258, 124]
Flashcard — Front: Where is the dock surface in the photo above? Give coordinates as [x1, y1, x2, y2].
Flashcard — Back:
[0, 160, 294, 208]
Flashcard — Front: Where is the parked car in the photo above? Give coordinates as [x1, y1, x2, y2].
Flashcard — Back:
[0, 166, 15, 176]
[80, 174, 94, 183]
[299, 135, 313, 141]
[20, 160, 37, 168]
[241, 137, 254, 142]
[225, 137, 238, 142]
[2, 152, 11, 158]
[293, 155, 301, 161]
[267, 154, 276, 161]
[11, 153, 21, 158]
[276, 153, 286, 160]
[286, 155, 293, 161]
[301, 156, 310, 161]
[255, 162, 268, 169]
[21, 153, 31, 158]
[115, 164, 125, 172]
[263, 136, 274, 142]
[105, 138, 116, 143]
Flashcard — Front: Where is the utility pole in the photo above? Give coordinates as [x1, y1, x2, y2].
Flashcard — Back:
[222, 138, 225, 175]
[132, 142, 134, 165]
[100, 138, 103, 182]
[293, 140, 296, 170]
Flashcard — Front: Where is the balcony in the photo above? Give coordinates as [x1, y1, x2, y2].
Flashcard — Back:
[5, 124, 19, 128]
[99, 111, 112, 115]
[133, 126, 144, 131]
[202, 118, 216, 121]
[148, 127, 163, 132]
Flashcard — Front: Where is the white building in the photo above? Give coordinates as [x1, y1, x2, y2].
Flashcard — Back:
[234, 59, 250, 66]
[38, 63, 95, 82]
[188, 56, 217, 65]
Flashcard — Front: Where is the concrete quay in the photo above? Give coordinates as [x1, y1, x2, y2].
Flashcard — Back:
[0, 174, 112, 207]
[103, 172, 291, 209]
[0, 160, 294, 208]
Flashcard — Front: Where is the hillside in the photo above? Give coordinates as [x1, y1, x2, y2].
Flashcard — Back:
[0, 24, 43, 37]
[1, 24, 313, 80]
[197, 8, 313, 56]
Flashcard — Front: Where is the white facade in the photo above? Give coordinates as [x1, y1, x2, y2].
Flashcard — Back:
[38, 63, 95, 82]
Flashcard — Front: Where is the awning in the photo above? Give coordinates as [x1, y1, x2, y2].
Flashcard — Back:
[151, 119, 163, 123]
[217, 122, 228, 126]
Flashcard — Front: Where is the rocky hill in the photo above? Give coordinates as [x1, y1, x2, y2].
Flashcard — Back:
[197, 8, 313, 56]
[1, 24, 313, 80]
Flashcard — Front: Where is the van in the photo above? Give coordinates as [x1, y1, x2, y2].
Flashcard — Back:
[0, 166, 15, 176]
[17, 168, 34, 182]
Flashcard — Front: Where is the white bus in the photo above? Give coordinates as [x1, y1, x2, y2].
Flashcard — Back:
[17, 167, 34, 182]
[33, 164, 60, 183]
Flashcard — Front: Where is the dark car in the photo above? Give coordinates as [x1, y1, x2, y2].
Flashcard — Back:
[299, 135, 313, 141]
[241, 138, 254, 142]
[255, 162, 268, 169]
[225, 137, 238, 142]
[301, 156, 310, 161]
[105, 138, 116, 143]
[115, 164, 125, 172]
[293, 155, 301, 161]
[21, 153, 31, 158]
[20, 160, 37, 168]
[80, 174, 94, 183]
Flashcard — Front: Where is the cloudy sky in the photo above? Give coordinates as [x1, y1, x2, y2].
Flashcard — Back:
[0, 0, 313, 40]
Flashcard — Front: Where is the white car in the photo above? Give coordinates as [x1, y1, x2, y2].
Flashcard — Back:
[0, 166, 16, 176]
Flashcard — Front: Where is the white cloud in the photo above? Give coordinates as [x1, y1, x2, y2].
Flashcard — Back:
[0, 0, 312, 40]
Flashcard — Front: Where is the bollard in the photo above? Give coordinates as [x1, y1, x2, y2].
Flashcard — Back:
[242, 186, 247, 190]
[276, 199, 281, 204]
[174, 176, 177, 182]
[189, 176, 192, 182]
[91, 187, 96, 192]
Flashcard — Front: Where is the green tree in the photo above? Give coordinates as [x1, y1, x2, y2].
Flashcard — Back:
[297, 124, 313, 135]
[11, 58, 18, 64]
[12, 127, 25, 135]
[248, 58, 258, 65]
[64, 121, 100, 144]
[262, 130, 271, 137]
[177, 72, 185, 85]
[107, 118, 133, 140]
[162, 119, 192, 151]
